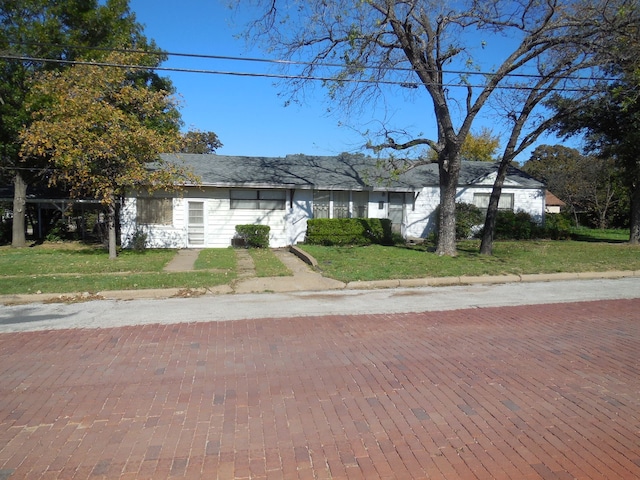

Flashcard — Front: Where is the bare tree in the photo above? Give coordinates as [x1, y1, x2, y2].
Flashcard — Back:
[237, 0, 637, 256]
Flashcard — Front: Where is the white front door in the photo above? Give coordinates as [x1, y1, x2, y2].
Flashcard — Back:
[187, 201, 205, 246]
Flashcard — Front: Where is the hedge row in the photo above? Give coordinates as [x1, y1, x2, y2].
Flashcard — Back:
[442, 202, 573, 241]
[305, 218, 393, 246]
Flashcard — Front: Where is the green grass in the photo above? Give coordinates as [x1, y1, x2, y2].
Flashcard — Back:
[0, 231, 637, 295]
[248, 249, 292, 277]
[194, 248, 237, 270]
[0, 243, 175, 276]
[0, 271, 235, 295]
[0, 244, 236, 295]
[298, 238, 640, 283]
[570, 227, 630, 243]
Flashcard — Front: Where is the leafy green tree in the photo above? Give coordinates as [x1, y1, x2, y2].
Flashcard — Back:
[0, 0, 160, 247]
[20, 51, 194, 259]
[236, 0, 637, 256]
[522, 145, 624, 229]
[549, 75, 640, 243]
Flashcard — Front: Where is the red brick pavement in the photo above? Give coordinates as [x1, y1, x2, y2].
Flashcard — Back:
[1, 299, 639, 479]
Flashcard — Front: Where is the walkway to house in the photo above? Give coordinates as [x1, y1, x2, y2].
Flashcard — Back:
[163, 248, 346, 294]
[1, 297, 639, 479]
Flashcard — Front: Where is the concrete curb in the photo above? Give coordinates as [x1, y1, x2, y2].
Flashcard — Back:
[1, 269, 638, 306]
[345, 270, 639, 290]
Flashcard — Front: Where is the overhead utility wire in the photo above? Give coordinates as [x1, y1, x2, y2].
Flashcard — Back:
[0, 54, 602, 93]
[11, 41, 614, 84]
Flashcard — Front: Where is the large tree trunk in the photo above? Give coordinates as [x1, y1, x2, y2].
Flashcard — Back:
[11, 171, 27, 248]
[436, 158, 461, 256]
[480, 162, 510, 255]
[107, 201, 118, 259]
[629, 183, 640, 245]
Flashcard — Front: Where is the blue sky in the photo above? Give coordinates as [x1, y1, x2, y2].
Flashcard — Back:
[129, 0, 376, 157]
[128, 1, 563, 160]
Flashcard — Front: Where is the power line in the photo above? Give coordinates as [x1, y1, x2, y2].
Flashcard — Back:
[8, 41, 614, 84]
[0, 54, 604, 93]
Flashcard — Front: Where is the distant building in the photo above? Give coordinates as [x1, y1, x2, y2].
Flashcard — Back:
[545, 191, 566, 214]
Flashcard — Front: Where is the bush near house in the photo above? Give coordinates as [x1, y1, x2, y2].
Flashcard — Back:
[235, 225, 270, 248]
[305, 218, 393, 246]
[432, 202, 484, 241]
[481, 210, 572, 241]
[455, 203, 485, 240]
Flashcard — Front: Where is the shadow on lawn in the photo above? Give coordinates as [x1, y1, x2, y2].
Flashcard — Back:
[570, 233, 629, 244]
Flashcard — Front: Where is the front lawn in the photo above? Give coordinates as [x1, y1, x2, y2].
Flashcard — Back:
[0, 243, 236, 295]
[298, 238, 640, 283]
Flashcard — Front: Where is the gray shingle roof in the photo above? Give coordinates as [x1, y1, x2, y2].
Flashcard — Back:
[160, 153, 543, 191]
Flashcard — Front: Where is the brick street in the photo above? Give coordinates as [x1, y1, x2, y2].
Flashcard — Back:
[1, 298, 639, 479]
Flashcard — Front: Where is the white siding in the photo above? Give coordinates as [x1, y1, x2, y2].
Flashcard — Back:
[120, 197, 187, 249]
[121, 184, 545, 249]
[288, 189, 313, 245]
[405, 187, 440, 238]
[457, 186, 545, 222]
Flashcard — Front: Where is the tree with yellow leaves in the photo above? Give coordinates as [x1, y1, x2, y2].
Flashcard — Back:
[20, 51, 195, 258]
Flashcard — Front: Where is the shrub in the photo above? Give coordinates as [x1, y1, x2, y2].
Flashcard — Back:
[0, 218, 11, 245]
[455, 202, 484, 240]
[45, 219, 70, 242]
[494, 210, 535, 240]
[235, 224, 270, 248]
[541, 214, 572, 240]
[305, 218, 393, 246]
[130, 228, 148, 252]
[433, 202, 484, 241]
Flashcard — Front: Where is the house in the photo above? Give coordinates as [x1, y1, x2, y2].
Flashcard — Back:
[545, 191, 566, 214]
[120, 153, 546, 249]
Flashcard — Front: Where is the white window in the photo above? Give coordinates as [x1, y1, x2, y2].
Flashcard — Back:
[136, 197, 173, 225]
[473, 193, 514, 211]
[230, 189, 286, 210]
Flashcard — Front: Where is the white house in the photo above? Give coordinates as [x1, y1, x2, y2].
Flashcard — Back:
[120, 153, 546, 249]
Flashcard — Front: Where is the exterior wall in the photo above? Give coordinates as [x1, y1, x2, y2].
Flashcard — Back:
[121, 184, 545, 249]
[120, 197, 188, 249]
[287, 189, 312, 245]
[456, 185, 545, 223]
[404, 187, 440, 239]
[122, 188, 302, 249]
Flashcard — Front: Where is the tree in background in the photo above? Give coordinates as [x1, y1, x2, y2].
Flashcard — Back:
[0, 0, 160, 247]
[522, 145, 624, 229]
[460, 128, 500, 162]
[20, 51, 195, 259]
[181, 130, 223, 154]
[549, 74, 640, 244]
[236, 0, 637, 256]
[426, 128, 500, 163]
